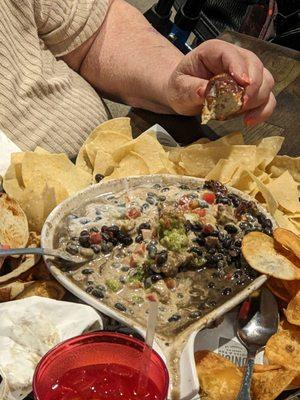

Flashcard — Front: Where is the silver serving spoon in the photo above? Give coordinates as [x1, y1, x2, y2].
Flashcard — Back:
[236, 287, 279, 400]
[0, 247, 91, 266]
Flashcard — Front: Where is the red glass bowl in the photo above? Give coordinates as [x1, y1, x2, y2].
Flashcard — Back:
[33, 331, 169, 400]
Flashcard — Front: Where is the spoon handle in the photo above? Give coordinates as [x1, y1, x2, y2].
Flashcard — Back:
[237, 354, 255, 400]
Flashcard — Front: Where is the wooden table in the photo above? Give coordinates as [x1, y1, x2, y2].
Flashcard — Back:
[129, 31, 300, 157]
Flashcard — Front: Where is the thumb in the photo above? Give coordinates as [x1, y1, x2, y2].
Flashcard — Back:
[172, 74, 209, 115]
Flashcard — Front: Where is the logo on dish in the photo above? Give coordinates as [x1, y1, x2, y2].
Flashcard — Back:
[218, 337, 247, 367]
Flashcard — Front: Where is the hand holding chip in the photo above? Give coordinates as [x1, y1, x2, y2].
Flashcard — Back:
[167, 39, 276, 125]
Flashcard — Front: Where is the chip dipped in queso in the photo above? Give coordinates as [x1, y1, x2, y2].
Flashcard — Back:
[55, 180, 273, 338]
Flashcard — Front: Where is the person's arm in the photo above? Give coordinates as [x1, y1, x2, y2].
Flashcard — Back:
[62, 0, 276, 124]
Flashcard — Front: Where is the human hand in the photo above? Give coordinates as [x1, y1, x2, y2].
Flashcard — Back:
[166, 39, 276, 126]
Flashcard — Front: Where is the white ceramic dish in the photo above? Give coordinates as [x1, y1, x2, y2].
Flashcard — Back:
[41, 175, 273, 400]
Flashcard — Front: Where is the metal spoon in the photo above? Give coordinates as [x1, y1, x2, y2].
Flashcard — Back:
[236, 287, 279, 400]
[0, 247, 91, 266]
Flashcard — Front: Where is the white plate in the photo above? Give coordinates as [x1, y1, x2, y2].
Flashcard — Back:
[41, 175, 273, 399]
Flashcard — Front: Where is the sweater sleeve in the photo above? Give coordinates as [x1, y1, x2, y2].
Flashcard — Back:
[33, 0, 109, 57]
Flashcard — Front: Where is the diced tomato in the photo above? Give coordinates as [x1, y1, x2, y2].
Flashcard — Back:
[193, 208, 206, 218]
[202, 192, 216, 204]
[89, 232, 102, 244]
[127, 207, 141, 219]
[202, 224, 214, 234]
[147, 293, 158, 302]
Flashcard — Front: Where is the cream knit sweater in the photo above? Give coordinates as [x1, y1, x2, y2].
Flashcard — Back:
[0, 0, 108, 157]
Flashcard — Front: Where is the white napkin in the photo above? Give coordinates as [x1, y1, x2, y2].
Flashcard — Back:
[0, 129, 21, 177]
[0, 297, 103, 400]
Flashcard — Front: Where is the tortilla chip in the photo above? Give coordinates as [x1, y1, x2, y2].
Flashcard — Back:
[265, 323, 300, 371]
[34, 146, 50, 154]
[158, 153, 177, 174]
[285, 291, 300, 326]
[267, 155, 300, 183]
[0, 193, 29, 248]
[273, 228, 300, 259]
[195, 351, 242, 400]
[266, 171, 300, 214]
[93, 150, 116, 178]
[86, 117, 132, 144]
[203, 132, 244, 146]
[15, 280, 65, 300]
[255, 136, 284, 169]
[242, 232, 300, 280]
[76, 145, 93, 174]
[0, 280, 35, 302]
[205, 159, 239, 184]
[132, 131, 165, 173]
[251, 367, 298, 400]
[119, 151, 149, 175]
[247, 171, 278, 215]
[274, 210, 299, 235]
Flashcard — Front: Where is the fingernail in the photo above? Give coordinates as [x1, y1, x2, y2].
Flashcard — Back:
[245, 117, 256, 127]
[241, 73, 250, 84]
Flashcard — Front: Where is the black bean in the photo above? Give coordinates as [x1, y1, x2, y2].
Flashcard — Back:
[156, 250, 168, 266]
[96, 284, 106, 292]
[184, 221, 192, 232]
[233, 270, 242, 279]
[195, 237, 206, 246]
[146, 196, 156, 205]
[216, 196, 231, 205]
[109, 237, 118, 246]
[224, 224, 238, 234]
[138, 222, 151, 233]
[208, 282, 215, 288]
[222, 287, 232, 296]
[121, 266, 129, 272]
[228, 193, 241, 207]
[189, 311, 202, 319]
[95, 216, 102, 221]
[191, 222, 203, 232]
[86, 286, 94, 294]
[95, 174, 104, 183]
[135, 234, 143, 243]
[144, 277, 152, 289]
[234, 239, 242, 247]
[79, 236, 90, 248]
[119, 276, 126, 284]
[108, 225, 120, 235]
[189, 247, 203, 256]
[204, 180, 228, 195]
[198, 302, 206, 310]
[101, 232, 110, 242]
[106, 195, 115, 200]
[91, 244, 101, 254]
[188, 192, 198, 199]
[257, 212, 267, 225]
[158, 195, 166, 202]
[90, 226, 99, 233]
[101, 242, 113, 254]
[223, 238, 232, 249]
[239, 221, 252, 231]
[80, 219, 90, 225]
[120, 234, 133, 246]
[80, 230, 89, 237]
[161, 187, 169, 192]
[263, 227, 273, 236]
[153, 183, 161, 189]
[168, 314, 181, 322]
[141, 203, 150, 212]
[115, 303, 127, 312]
[91, 289, 105, 299]
[87, 281, 94, 286]
[198, 200, 209, 208]
[152, 274, 163, 282]
[66, 243, 79, 255]
[208, 300, 217, 307]
[147, 243, 157, 259]
[81, 268, 94, 275]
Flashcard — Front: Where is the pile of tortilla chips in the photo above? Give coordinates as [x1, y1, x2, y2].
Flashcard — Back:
[0, 193, 65, 302]
[76, 118, 299, 235]
[2, 117, 298, 234]
[3, 147, 91, 232]
[195, 228, 300, 400]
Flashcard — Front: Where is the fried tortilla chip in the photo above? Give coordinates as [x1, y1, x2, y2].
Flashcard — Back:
[195, 351, 242, 400]
[0, 193, 29, 249]
[0, 280, 35, 302]
[273, 228, 300, 259]
[15, 280, 65, 300]
[285, 291, 300, 326]
[242, 232, 300, 280]
[265, 323, 300, 371]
